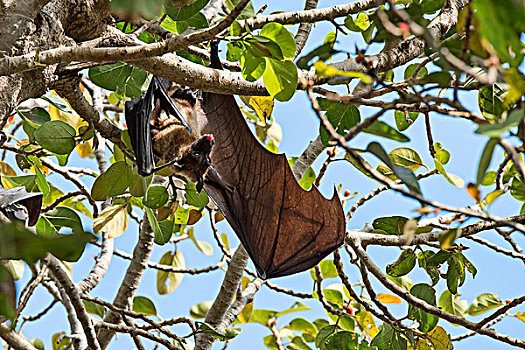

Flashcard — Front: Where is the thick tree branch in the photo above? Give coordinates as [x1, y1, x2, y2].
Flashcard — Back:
[293, 0, 320, 59]
[194, 246, 249, 350]
[0, 323, 37, 350]
[43, 254, 101, 350]
[97, 213, 155, 349]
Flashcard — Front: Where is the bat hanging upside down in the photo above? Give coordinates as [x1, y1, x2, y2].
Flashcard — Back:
[124, 45, 345, 279]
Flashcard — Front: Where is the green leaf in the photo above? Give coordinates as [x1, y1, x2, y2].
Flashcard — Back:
[404, 63, 428, 80]
[408, 283, 439, 333]
[477, 84, 506, 119]
[5, 260, 24, 281]
[247, 309, 277, 324]
[227, 42, 243, 62]
[187, 226, 213, 255]
[34, 165, 49, 197]
[438, 228, 461, 250]
[315, 325, 339, 348]
[41, 92, 72, 113]
[434, 159, 464, 188]
[263, 59, 298, 102]
[143, 185, 169, 209]
[418, 251, 440, 286]
[260, 23, 296, 59]
[190, 300, 213, 319]
[34, 121, 76, 155]
[36, 207, 84, 236]
[240, 47, 266, 82]
[473, 0, 525, 66]
[313, 61, 372, 83]
[394, 110, 419, 131]
[421, 0, 445, 13]
[185, 182, 209, 207]
[1, 175, 38, 192]
[91, 161, 133, 201]
[18, 107, 51, 125]
[198, 323, 241, 341]
[133, 296, 157, 316]
[276, 302, 310, 317]
[511, 176, 525, 202]
[324, 331, 360, 349]
[371, 323, 407, 350]
[433, 142, 450, 164]
[166, 0, 209, 20]
[0, 222, 95, 264]
[367, 142, 421, 194]
[386, 249, 416, 277]
[146, 207, 168, 245]
[296, 42, 339, 70]
[481, 171, 496, 186]
[446, 255, 464, 294]
[52, 331, 71, 350]
[0, 265, 16, 321]
[345, 13, 370, 32]
[438, 290, 467, 317]
[310, 260, 338, 280]
[475, 108, 524, 137]
[363, 120, 410, 142]
[23, 121, 37, 143]
[288, 318, 318, 337]
[419, 71, 452, 87]
[468, 293, 503, 316]
[318, 99, 360, 146]
[129, 166, 152, 197]
[387, 148, 425, 171]
[372, 216, 407, 235]
[88, 63, 149, 98]
[83, 300, 105, 318]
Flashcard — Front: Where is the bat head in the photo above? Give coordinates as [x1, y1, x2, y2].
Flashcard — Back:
[176, 134, 215, 183]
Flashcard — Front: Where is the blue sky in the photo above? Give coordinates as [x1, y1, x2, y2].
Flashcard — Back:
[12, 0, 525, 349]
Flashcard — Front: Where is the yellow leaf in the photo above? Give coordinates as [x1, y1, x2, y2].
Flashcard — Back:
[512, 311, 525, 324]
[313, 61, 372, 83]
[1, 177, 14, 189]
[0, 161, 16, 176]
[244, 96, 274, 124]
[355, 311, 378, 338]
[76, 139, 94, 158]
[439, 228, 461, 250]
[237, 301, 253, 324]
[93, 204, 129, 238]
[485, 189, 504, 205]
[427, 326, 452, 350]
[377, 293, 402, 304]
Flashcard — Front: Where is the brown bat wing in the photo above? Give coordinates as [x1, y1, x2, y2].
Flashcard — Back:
[201, 92, 345, 279]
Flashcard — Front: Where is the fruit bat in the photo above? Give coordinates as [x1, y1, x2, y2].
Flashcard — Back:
[124, 45, 345, 279]
[0, 186, 43, 226]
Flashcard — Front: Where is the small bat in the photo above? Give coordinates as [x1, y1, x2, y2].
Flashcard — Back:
[124, 44, 345, 279]
[0, 186, 43, 226]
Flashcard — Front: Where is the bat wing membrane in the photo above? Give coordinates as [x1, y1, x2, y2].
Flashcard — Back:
[201, 93, 345, 279]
